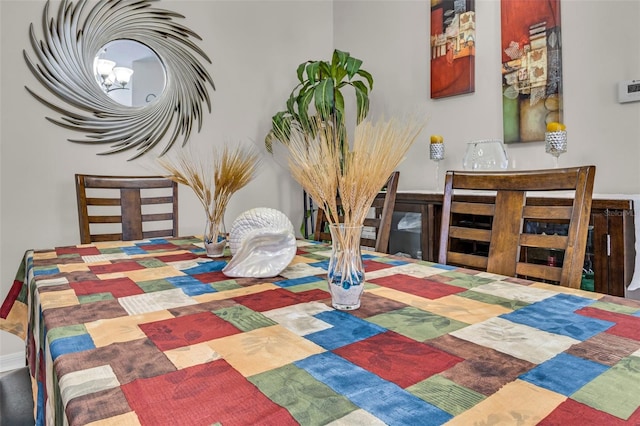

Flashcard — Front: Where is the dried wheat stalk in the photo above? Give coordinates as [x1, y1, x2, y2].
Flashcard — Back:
[283, 115, 425, 247]
[156, 144, 260, 241]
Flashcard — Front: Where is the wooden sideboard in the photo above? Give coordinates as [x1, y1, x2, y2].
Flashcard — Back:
[389, 192, 636, 297]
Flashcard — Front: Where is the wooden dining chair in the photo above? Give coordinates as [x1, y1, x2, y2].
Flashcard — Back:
[313, 171, 400, 253]
[438, 166, 596, 288]
[75, 174, 178, 244]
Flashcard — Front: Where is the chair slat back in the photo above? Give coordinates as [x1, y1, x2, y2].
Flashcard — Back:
[76, 174, 179, 244]
[438, 166, 596, 288]
[314, 171, 400, 253]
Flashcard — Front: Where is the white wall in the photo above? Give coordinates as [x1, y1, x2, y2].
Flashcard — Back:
[1, 0, 639, 364]
[0, 0, 333, 365]
[334, 0, 640, 193]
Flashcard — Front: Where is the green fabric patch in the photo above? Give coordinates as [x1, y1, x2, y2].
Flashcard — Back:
[209, 279, 240, 291]
[56, 254, 82, 260]
[170, 237, 203, 245]
[47, 324, 87, 342]
[214, 305, 276, 332]
[369, 256, 403, 265]
[137, 279, 175, 293]
[589, 301, 639, 316]
[286, 280, 329, 293]
[440, 272, 496, 289]
[572, 356, 640, 420]
[78, 293, 114, 303]
[249, 364, 357, 424]
[407, 374, 485, 416]
[458, 289, 529, 310]
[137, 258, 166, 268]
[96, 247, 124, 254]
[367, 306, 468, 341]
[303, 253, 331, 261]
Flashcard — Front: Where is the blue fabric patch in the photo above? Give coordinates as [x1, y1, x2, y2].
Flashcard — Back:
[137, 238, 170, 245]
[381, 259, 410, 266]
[36, 380, 45, 426]
[275, 275, 324, 288]
[305, 311, 385, 350]
[121, 246, 147, 255]
[182, 261, 227, 274]
[167, 276, 216, 296]
[309, 260, 330, 270]
[49, 334, 95, 360]
[296, 352, 453, 425]
[433, 263, 457, 270]
[520, 352, 609, 396]
[34, 267, 59, 276]
[501, 294, 614, 340]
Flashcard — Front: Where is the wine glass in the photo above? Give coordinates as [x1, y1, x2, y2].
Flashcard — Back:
[545, 130, 567, 168]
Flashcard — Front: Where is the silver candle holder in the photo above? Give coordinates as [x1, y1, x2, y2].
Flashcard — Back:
[430, 142, 445, 161]
[545, 130, 567, 168]
[430, 141, 444, 189]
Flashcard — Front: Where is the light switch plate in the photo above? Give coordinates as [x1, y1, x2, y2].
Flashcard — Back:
[618, 80, 640, 103]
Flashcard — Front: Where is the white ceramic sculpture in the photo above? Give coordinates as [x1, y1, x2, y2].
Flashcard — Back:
[222, 207, 297, 278]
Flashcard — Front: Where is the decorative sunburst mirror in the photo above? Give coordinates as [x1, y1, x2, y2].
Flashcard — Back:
[24, 0, 215, 159]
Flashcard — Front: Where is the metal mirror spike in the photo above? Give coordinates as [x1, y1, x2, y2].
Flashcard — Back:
[24, 0, 215, 160]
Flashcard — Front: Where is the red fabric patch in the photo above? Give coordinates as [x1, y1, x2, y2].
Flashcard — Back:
[192, 271, 230, 284]
[363, 260, 394, 272]
[334, 331, 464, 388]
[89, 261, 146, 274]
[368, 274, 466, 299]
[576, 307, 640, 340]
[140, 311, 240, 351]
[122, 360, 297, 426]
[140, 243, 178, 252]
[234, 288, 320, 312]
[539, 398, 629, 425]
[292, 289, 331, 303]
[0, 279, 23, 318]
[156, 253, 200, 263]
[55, 246, 101, 256]
[70, 277, 144, 298]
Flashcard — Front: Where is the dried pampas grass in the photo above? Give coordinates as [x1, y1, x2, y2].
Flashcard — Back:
[284, 115, 425, 228]
[156, 144, 260, 241]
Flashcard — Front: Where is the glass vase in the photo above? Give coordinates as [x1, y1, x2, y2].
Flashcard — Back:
[462, 139, 509, 170]
[327, 224, 365, 310]
[204, 217, 227, 258]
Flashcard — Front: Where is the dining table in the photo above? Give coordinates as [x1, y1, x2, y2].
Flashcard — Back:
[1, 235, 640, 425]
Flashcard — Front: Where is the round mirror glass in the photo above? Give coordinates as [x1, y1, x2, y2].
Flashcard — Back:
[93, 40, 166, 107]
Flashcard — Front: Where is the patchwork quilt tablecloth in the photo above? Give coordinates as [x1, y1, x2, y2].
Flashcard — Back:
[1, 236, 640, 425]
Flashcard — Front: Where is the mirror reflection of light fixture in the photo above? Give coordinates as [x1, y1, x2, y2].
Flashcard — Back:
[23, 0, 215, 160]
[95, 59, 134, 93]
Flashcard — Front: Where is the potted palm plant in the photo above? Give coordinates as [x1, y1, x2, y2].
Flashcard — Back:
[265, 49, 374, 236]
[265, 49, 373, 152]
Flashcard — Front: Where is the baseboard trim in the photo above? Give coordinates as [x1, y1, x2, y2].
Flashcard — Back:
[0, 351, 26, 372]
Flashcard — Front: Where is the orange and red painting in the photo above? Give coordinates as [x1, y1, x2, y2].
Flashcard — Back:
[501, 0, 563, 143]
[430, 0, 476, 99]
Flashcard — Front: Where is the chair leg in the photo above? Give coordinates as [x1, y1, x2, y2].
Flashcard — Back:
[0, 367, 34, 426]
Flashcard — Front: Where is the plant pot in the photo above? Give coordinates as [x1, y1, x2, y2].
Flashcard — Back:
[327, 224, 365, 310]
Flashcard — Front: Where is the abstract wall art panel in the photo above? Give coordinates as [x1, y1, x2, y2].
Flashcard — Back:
[430, 0, 476, 99]
[501, 0, 563, 143]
